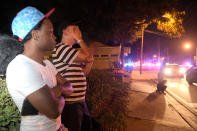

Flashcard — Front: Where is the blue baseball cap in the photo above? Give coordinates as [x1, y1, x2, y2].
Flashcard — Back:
[11, 6, 55, 41]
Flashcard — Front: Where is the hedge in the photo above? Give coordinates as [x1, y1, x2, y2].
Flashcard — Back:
[0, 78, 20, 131]
[86, 70, 129, 131]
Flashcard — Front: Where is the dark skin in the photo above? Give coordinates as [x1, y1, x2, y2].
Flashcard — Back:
[23, 19, 72, 119]
[56, 73, 73, 97]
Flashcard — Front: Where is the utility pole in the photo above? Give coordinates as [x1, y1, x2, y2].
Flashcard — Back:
[137, 48, 138, 61]
[140, 27, 144, 75]
[158, 37, 160, 62]
[195, 48, 197, 65]
[166, 48, 169, 62]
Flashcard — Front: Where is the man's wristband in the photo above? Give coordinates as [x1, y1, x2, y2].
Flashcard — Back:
[77, 39, 83, 43]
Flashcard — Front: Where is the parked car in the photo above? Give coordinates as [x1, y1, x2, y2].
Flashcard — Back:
[185, 66, 197, 85]
[158, 64, 186, 79]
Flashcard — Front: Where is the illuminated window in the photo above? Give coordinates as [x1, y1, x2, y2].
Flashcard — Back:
[101, 54, 109, 57]
[111, 54, 118, 57]
[94, 55, 99, 57]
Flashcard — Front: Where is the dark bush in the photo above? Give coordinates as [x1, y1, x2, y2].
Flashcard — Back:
[86, 70, 129, 131]
[0, 78, 20, 131]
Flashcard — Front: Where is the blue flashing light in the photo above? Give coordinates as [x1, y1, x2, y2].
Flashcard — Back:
[124, 62, 133, 67]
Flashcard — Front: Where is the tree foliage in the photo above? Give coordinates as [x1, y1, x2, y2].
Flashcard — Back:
[52, 0, 184, 43]
[153, 10, 185, 38]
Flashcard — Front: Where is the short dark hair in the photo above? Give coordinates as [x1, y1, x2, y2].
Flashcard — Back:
[22, 19, 45, 44]
[0, 34, 24, 78]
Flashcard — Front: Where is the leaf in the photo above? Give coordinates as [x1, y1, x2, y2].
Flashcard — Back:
[86, 69, 129, 130]
[0, 80, 20, 130]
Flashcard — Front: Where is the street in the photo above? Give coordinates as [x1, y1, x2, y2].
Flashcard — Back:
[167, 77, 197, 108]
[125, 69, 197, 131]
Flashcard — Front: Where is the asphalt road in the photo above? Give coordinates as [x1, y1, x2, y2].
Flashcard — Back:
[131, 68, 197, 108]
[127, 78, 194, 131]
[166, 77, 197, 107]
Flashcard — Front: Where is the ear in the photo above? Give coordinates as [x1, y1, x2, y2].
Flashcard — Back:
[31, 30, 39, 40]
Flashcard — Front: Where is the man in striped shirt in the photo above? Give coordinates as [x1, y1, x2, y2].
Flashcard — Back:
[52, 21, 94, 131]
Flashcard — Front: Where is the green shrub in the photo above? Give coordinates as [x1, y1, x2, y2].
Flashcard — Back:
[86, 70, 129, 131]
[0, 78, 20, 131]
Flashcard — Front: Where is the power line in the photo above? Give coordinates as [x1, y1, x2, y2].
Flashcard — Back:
[144, 30, 169, 37]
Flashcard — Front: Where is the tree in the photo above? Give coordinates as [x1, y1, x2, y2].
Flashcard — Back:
[71, 0, 185, 43]
[153, 9, 185, 38]
[53, 0, 185, 68]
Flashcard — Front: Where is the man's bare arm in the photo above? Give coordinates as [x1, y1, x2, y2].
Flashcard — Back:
[27, 85, 65, 119]
[82, 55, 94, 76]
[72, 26, 91, 63]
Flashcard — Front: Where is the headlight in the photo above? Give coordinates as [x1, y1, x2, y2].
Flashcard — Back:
[164, 68, 171, 75]
[179, 68, 186, 74]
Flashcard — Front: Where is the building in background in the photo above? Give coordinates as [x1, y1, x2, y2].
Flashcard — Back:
[90, 41, 121, 70]
[90, 41, 131, 71]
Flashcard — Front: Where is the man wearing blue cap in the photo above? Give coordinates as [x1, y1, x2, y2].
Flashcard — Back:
[6, 6, 73, 131]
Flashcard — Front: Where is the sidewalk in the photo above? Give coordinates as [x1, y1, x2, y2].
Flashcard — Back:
[131, 69, 197, 115]
[131, 69, 159, 81]
[126, 70, 194, 131]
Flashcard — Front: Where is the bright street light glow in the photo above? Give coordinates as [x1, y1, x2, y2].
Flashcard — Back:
[153, 54, 157, 58]
[184, 43, 191, 49]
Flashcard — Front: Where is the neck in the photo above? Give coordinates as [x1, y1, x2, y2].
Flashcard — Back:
[23, 42, 45, 65]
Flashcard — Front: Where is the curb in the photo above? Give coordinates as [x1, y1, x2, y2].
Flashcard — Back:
[127, 90, 195, 130]
[131, 71, 197, 117]
[128, 70, 197, 116]
[166, 89, 197, 117]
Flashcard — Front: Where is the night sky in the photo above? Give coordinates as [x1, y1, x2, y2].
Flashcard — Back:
[134, 0, 197, 62]
[0, 0, 70, 35]
[0, 0, 197, 62]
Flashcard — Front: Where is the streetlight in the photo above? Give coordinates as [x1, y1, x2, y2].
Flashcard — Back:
[183, 42, 196, 66]
[140, 27, 144, 75]
[161, 57, 165, 61]
[183, 43, 191, 63]
[185, 43, 197, 66]
[184, 43, 191, 49]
